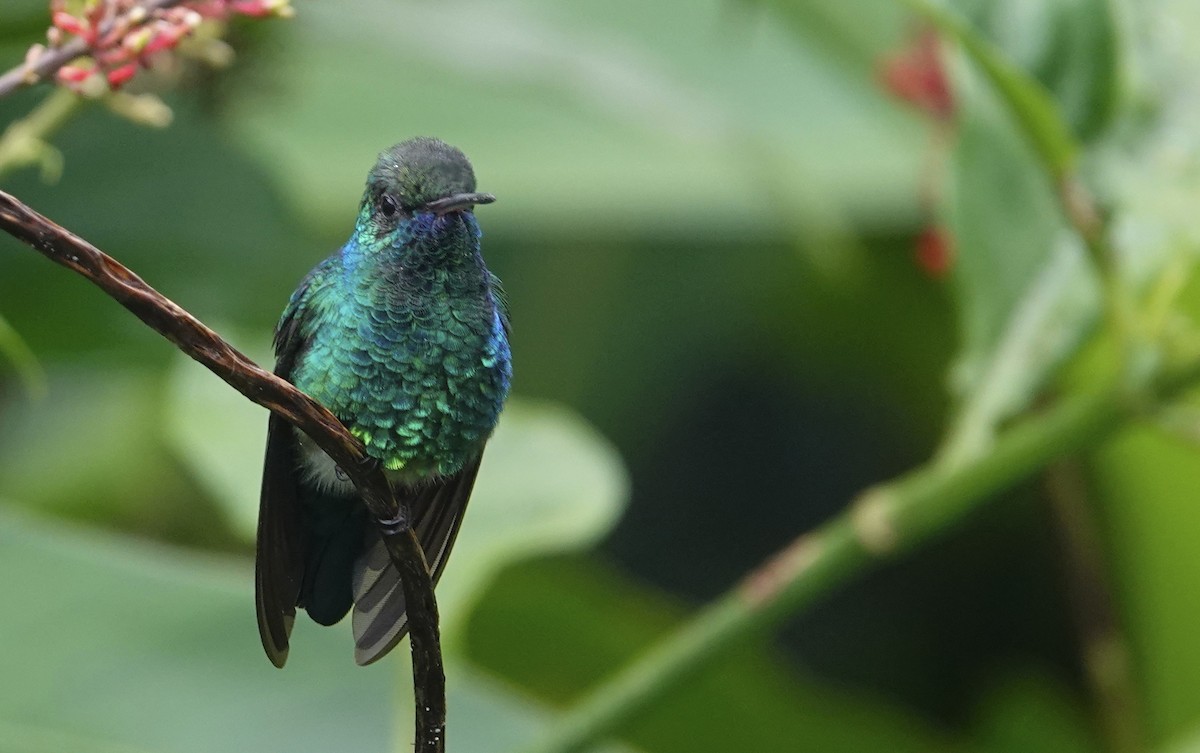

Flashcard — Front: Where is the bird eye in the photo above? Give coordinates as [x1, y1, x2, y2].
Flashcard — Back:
[379, 194, 400, 218]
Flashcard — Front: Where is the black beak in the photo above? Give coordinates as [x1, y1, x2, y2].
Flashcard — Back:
[422, 191, 496, 215]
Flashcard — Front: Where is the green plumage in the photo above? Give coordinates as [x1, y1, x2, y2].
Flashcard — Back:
[285, 215, 509, 479]
[256, 138, 511, 667]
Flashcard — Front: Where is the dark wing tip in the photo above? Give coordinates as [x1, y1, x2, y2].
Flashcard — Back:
[256, 560, 294, 668]
[256, 405, 305, 669]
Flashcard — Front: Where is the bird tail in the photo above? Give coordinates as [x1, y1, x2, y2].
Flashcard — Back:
[298, 490, 365, 627]
[350, 455, 483, 666]
[351, 534, 411, 663]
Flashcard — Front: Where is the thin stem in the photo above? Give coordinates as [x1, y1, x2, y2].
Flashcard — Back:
[523, 365, 1200, 753]
[1059, 176, 1132, 350]
[0, 190, 446, 753]
[1044, 460, 1145, 753]
[0, 87, 82, 179]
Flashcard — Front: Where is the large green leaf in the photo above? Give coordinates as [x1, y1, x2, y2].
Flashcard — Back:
[0, 368, 164, 509]
[0, 507, 632, 753]
[938, 50, 1094, 463]
[1166, 726, 1200, 753]
[910, 0, 1079, 177]
[162, 331, 274, 539]
[0, 367, 220, 545]
[902, 0, 1141, 463]
[0, 507, 394, 752]
[950, 0, 1123, 144]
[436, 400, 628, 635]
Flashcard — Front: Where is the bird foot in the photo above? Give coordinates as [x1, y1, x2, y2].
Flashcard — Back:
[378, 508, 410, 536]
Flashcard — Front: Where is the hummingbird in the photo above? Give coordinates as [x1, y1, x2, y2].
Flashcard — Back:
[255, 137, 512, 667]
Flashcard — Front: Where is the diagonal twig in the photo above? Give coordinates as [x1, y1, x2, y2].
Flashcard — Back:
[0, 189, 447, 753]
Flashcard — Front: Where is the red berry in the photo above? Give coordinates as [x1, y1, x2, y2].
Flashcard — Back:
[915, 225, 954, 279]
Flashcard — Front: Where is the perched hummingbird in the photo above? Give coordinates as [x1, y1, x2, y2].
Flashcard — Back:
[256, 138, 512, 667]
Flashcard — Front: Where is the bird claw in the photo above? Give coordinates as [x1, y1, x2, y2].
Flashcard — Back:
[378, 508, 410, 536]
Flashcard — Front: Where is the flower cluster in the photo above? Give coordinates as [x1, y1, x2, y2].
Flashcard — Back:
[42, 0, 291, 92]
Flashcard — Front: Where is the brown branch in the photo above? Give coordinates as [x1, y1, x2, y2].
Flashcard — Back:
[0, 0, 185, 99]
[0, 190, 446, 753]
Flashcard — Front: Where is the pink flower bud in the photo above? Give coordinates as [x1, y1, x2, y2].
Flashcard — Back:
[143, 29, 182, 55]
[97, 46, 132, 67]
[231, 0, 290, 17]
[57, 64, 95, 83]
[106, 62, 139, 88]
[52, 11, 92, 41]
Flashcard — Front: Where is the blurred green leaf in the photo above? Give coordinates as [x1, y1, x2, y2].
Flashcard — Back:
[224, 0, 923, 240]
[955, 0, 1124, 141]
[939, 51, 1094, 462]
[970, 671, 1098, 753]
[437, 400, 629, 635]
[940, 0, 1200, 464]
[908, 0, 1078, 176]
[166, 350, 628, 635]
[0, 368, 160, 507]
[0, 507, 633, 753]
[0, 367, 217, 544]
[941, 238, 1098, 463]
[751, 0, 907, 69]
[0, 310, 45, 397]
[1090, 423, 1200, 743]
[1091, 0, 1200, 278]
[0, 506, 394, 752]
[0, 0, 46, 42]
[1166, 725, 1200, 753]
[163, 330, 273, 539]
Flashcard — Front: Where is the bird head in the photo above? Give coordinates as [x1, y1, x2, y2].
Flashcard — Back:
[358, 137, 494, 244]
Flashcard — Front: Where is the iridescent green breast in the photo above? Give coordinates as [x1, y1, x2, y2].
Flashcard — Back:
[287, 235, 511, 482]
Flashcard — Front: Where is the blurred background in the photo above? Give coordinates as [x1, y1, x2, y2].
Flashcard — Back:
[2, 1, 1200, 752]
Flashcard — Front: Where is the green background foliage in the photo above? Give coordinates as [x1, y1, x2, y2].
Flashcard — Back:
[2, 0, 1200, 752]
